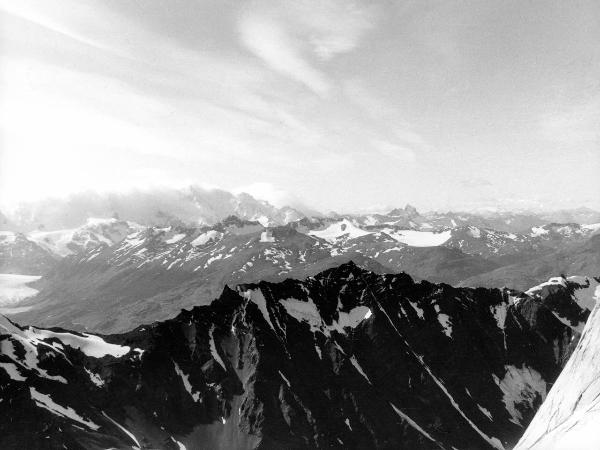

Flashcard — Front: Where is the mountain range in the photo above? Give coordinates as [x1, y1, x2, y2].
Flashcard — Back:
[1, 263, 597, 449]
[1, 206, 599, 334]
[3, 188, 600, 233]
[2, 191, 600, 448]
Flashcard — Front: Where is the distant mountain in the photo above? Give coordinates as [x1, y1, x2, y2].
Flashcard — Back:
[4, 215, 599, 332]
[0, 264, 592, 449]
[5, 190, 599, 235]
[460, 233, 600, 291]
[0, 231, 56, 275]
[3, 186, 305, 232]
[10, 219, 390, 333]
[539, 207, 600, 226]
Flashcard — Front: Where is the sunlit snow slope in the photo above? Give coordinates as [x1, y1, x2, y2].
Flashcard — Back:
[515, 280, 600, 450]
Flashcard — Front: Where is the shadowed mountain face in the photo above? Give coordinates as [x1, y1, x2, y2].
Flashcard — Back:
[0, 263, 592, 450]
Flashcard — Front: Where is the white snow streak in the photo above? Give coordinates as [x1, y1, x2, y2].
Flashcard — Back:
[389, 402, 443, 448]
[31, 387, 100, 430]
[173, 361, 201, 402]
[349, 356, 371, 384]
[209, 327, 226, 370]
[102, 411, 141, 448]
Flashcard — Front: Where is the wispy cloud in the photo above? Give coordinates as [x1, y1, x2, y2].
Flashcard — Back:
[237, 0, 377, 96]
[238, 14, 331, 96]
[0, 1, 115, 53]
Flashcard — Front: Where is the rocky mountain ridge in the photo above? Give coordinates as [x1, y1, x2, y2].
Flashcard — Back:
[1, 264, 596, 449]
[2, 215, 599, 333]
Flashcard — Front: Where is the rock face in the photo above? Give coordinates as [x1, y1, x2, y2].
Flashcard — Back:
[515, 278, 600, 450]
[0, 264, 589, 450]
[0, 231, 57, 275]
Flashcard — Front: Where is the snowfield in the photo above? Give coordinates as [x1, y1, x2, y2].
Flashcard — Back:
[0, 274, 42, 306]
[307, 220, 452, 247]
[382, 228, 452, 247]
[308, 219, 372, 242]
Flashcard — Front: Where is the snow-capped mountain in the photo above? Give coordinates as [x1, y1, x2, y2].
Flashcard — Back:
[3, 187, 306, 232]
[515, 276, 600, 449]
[0, 264, 588, 449]
[28, 218, 140, 258]
[0, 231, 56, 275]
[1, 218, 140, 269]
[5, 192, 599, 235]
[352, 206, 600, 234]
[5, 215, 600, 333]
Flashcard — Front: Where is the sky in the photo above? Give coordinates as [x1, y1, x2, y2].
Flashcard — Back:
[0, 0, 599, 213]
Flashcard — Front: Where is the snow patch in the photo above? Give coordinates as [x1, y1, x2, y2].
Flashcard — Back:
[279, 297, 371, 335]
[349, 355, 371, 384]
[31, 387, 100, 430]
[526, 276, 567, 296]
[0, 362, 27, 381]
[173, 361, 201, 402]
[477, 404, 493, 421]
[468, 226, 482, 238]
[102, 411, 141, 448]
[170, 437, 187, 450]
[24, 328, 134, 358]
[278, 370, 291, 387]
[383, 228, 451, 247]
[389, 402, 441, 447]
[209, 327, 226, 370]
[492, 365, 546, 425]
[243, 289, 277, 332]
[308, 219, 372, 242]
[191, 230, 222, 247]
[165, 233, 186, 244]
[434, 304, 452, 337]
[260, 230, 275, 242]
[85, 368, 105, 387]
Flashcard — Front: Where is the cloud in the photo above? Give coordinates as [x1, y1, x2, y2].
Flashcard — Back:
[0, 1, 115, 53]
[237, 0, 377, 95]
[238, 14, 331, 95]
[233, 182, 293, 207]
[291, 0, 377, 60]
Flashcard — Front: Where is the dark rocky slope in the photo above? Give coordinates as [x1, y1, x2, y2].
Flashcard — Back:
[1, 263, 594, 449]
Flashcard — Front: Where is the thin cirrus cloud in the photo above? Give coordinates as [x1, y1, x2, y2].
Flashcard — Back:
[238, 14, 331, 96]
[237, 0, 377, 96]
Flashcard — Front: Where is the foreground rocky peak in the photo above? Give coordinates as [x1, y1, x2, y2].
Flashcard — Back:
[0, 265, 592, 449]
[515, 277, 600, 449]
